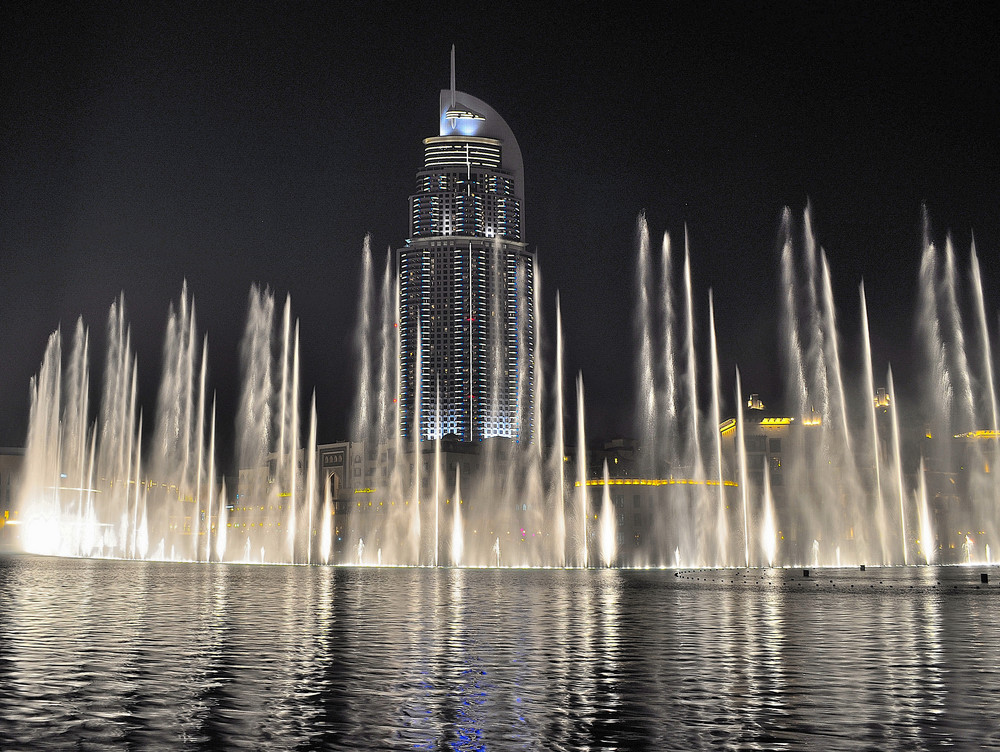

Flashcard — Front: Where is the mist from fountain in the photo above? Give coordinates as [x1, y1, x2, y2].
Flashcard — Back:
[628, 205, 997, 568]
[17, 282, 325, 565]
[335, 237, 577, 568]
[14, 206, 998, 570]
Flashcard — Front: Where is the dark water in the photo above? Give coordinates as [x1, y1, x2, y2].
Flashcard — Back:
[1, 557, 999, 751]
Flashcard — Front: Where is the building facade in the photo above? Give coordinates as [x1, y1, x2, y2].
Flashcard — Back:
[398, 61, 536, 445]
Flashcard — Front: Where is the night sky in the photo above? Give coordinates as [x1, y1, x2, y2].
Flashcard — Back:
[3, 3, 998, 466]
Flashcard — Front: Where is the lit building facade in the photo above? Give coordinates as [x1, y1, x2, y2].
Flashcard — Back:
[398, 60, 536, 444]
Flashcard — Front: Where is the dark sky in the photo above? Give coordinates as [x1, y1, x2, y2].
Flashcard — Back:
[2, 3, 998, 464]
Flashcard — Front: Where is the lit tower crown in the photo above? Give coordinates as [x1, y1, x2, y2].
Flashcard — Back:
[398, 47, 535, 444]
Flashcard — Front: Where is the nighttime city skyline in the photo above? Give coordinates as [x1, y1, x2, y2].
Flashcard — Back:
[5, 6, 1000, 748]
[3, 3, 998, 458]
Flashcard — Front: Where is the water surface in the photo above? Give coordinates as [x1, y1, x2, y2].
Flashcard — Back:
[1, 557, 998, 750]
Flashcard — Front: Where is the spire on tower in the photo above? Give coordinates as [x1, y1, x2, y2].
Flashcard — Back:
[450, 45, 456, 108]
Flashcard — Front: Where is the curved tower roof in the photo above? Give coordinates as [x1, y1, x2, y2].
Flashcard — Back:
[438, 89, 525, 204]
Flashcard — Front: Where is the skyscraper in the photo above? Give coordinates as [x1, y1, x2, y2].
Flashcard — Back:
[398, 50, 535, 444]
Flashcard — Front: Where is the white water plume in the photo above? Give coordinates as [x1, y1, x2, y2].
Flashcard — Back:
[599, 460, 616, 567]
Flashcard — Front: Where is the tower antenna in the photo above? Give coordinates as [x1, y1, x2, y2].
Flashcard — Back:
[450, 45, 456, 108]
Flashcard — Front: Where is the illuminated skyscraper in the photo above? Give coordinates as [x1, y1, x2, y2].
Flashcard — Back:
[398, 49, 535, 444]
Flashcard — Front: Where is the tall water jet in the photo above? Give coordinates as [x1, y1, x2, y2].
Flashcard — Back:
[599, 460, 616, 567]
[151, 283, 205, 560]
[860, 282, 889, 564]
[659, 231, 677, 471]
[65, 320, 92, 556]
[942, 237, 975, 430]
[819, 249, 864, 558]
[20, 328, 69, 555]
[532, 257, 544, 466]
[348, 236, 376, 557]
[215, 479, 227, 562]
[306, 392, 318, 564]
[101, 297, 139, 558]
[917, 216, 953, 439]
[552, 293, 567, 566]
[410, 315, 422, 562]
[761, 464, 778, 567]
[352, 236, 375, 444]
[970, 241, 1000, 438]
[286, 314, 301, 563]
[635, 214, 657, 472]
[969, 241, 1000, 523]
[133, 413, 147, 560]
[736, 369, 750, 568]
[235, 286, 274, 560]
[231, 287, 307, 564]
[96, 306, 141, 556]
[576, 372, 588, 568]
[802, 206, 831, 421]
[916, 457, 935, 564]
[779, 208, 809, 424]
[319, 475, 331, 565]
[887, 368, 908, 564]
[206, 398, 217, 562]
[708, 290, 727, 566]
[434, 380, 441, 567]
[452, 466, 463, 566]
[192, 337, 208, 560]
[681, 230, 706, 564]
[778, 209, 818, 561]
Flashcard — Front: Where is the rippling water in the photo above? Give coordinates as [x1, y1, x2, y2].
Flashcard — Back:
[1, 557, 999, 750]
